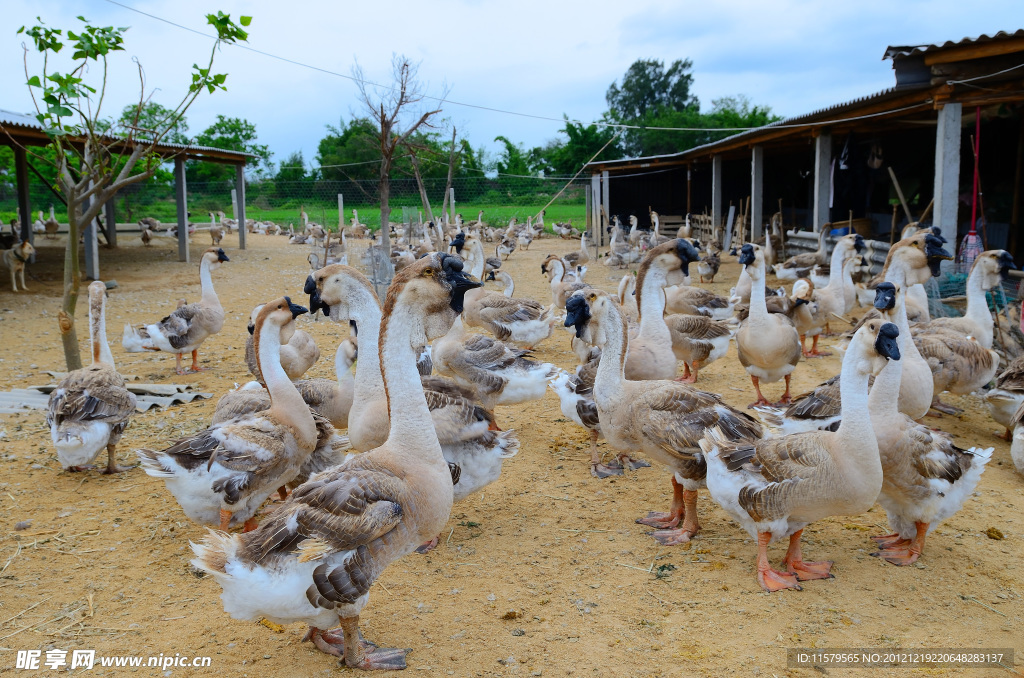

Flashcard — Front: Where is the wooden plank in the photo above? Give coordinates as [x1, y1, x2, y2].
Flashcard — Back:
[13, 146, 32, 248]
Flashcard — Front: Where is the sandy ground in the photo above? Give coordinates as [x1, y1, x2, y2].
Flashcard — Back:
[0, 229, 1021, 677]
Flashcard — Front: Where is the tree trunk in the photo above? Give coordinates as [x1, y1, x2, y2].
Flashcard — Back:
[60, 197, 83, 371]
[408, 152, 434, 223]
[440, 127, 457, 222]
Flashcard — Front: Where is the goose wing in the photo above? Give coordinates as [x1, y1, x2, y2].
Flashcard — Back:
[47, 365, 136, 428]
[423, 388, 496, 444]
[785, 375, 842, 420]
[995, 356, 1024, 391]
[639, 386, 763, 459]
[154, 303, 203, 350]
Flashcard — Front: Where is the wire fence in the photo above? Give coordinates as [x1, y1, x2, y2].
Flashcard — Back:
[0, 174, 589, 230]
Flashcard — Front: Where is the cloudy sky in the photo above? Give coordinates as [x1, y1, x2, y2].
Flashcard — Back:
[3, 0, 1020, 170]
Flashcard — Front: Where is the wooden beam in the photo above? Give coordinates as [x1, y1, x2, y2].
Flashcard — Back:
[13, 146, 31, 246]
[923, 37, 1024, 66]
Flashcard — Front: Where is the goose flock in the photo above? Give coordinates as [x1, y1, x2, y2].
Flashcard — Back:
[37, 212, 1023, 670]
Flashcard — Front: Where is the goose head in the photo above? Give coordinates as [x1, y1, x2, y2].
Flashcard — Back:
[306, 264, 380, 321]
[564, 289, 617, 347]
[202, 247, 230, 270]
[852, 318, 901, 377]
[791, 278, 813, 308]
[382, 252, 481, 347]
[738, 243, 766, 282]
[337, 337, 358, 370]
[971, 249, 1016, 289]
[253, 297, 308, 367]
[882, 230, 951, 285]
[873, 282, 898, 321]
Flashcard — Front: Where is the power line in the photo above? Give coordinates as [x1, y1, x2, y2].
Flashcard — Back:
[101, 0, 937, 136]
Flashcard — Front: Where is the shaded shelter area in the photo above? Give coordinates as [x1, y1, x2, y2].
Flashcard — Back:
[0, 109, 253, 278]
[586, 30, 1024, 262]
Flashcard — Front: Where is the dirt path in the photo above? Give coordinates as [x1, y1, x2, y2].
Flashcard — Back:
[0, 232, 1020, 676]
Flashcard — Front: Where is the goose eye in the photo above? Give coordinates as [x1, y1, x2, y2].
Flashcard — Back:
[423, 268, 434, 277]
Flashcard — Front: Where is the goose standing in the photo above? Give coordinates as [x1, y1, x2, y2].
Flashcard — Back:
[564, 290, 762, 540]
[122, 248, 229, 374]
[462, 273, 554, 348]
[773, 228, 828, 280]
[986, 355, 1024, 439]
[138, 298, 317, 530]
[735, 244, 801, 407]
[866, 283, 993, 566]
[47, 281, 137, 474]
[191, 256, 476, 670]
[44, 205, 60, 239]
[209, 212, 224, 245]
[244, 304, 320, 380]
[702, 319, 899, 591]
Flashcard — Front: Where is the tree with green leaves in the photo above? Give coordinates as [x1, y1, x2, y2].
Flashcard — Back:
[606, 58, 699, 154]
[17, 11, 250, 370]
[537, 119, 623, 175]
[187, 115, 272, 184]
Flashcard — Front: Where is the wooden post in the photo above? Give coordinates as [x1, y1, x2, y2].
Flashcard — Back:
[751, 146, 764, 242]
[174, 156, 189, 263]
[450, 187, 455, 219]
[235, 164, 247, 250]
[105, 197, 117, 248]
[13, 146, 32, 248]
[1010, 116, 1024, 256]
[338, 194, 345, 230]
[686, 164, 692, 215]
[812, 132, 832, 233]
[711, 155, 723, 229]
[585, 180, 592, 233]
[933, 103, 962, 270]
[590, 173, 600, 246]
[600, 170, 610, 247]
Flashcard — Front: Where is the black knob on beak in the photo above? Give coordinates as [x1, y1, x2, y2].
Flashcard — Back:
[285, 296, 308, 319]
[875, 322, 901, 361]
[564, 294, 591, 339]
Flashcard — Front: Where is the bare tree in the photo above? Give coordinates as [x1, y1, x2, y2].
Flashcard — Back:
[439, 126, 459, 224]
[17, 13, 250, 370]
[353, 56, 442, 257]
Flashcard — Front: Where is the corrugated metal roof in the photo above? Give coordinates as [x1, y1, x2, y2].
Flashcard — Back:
[587, 84, 929, 172]
[883, 29, 1024, 61]
[0, 107, 254, 160]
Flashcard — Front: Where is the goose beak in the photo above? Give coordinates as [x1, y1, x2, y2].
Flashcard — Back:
[564, 295, 591, 339]
[285, 296, 308, 319]
[853, 234, 865, 252]
[998, 251, 1015, 279]
[216, 248, 230, 262]
[873, 282, 897, 311]
[303, 275, 329, 317]
[675, 238, 700, 276]
[441, 254, 480, 313]
[875, 322, 901, 361]
[924, 235, 953, 277]
[349, 319, 358, 336]
[247, 322, 255, 336]
[794, 297, 809, 307]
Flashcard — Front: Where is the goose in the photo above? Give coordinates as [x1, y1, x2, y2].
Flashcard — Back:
[47, 281, 137, 474]
[627, 215, 642, 248]
[701, 318, 899, 591]
[665, 314, 732, 383]
[804, 252, 861, 357]
[431, 317, 558, 410]
[1010, 400, 1024, 474]
[616, 273, 639, 323]
[218, 338, 357, 430]
[985, 355, 1024, 439]
[563, 232, 590, 269]
[244, 304, 320, 381]
[138, 298, 317, 531]
[121, 248, 229, 374]
[44, 205, 60, 239]
[493, 271, 517, 297]
[820, 231, 953, 420]
[216, 211, 234, 234]
[914, 331, 999, 415]
[517, 220, 533, 250]
[541, 255, 589, 309]
[773, 228, 828, 280]
[865, 283, 993, 566]
[497, 237, 516, 260]
[141, 227, 153, 246]
[306, 265, 519, 500]
[626, 240, 702, 381]
[462, 273, 554, 348]
[191, 254, 474, 670]
[917, 250, 1013, 349]
[549, 348, 610, 476]
[209, 212, 224, 245]
[697, 248, 720, 283]
[32, 210, 45, 235]
[735, 244, 801, 407]
[564, 290, 763, 538]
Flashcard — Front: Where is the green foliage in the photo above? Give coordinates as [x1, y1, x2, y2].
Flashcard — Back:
[316, 117, 382, 182]
[186, 115, 272, 184]
[115, 102, 190, 144]
[535, 119, 623, 175]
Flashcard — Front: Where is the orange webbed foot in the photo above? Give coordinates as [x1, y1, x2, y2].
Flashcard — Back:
[785, 558, 834, 581]
[758, 567, 802, 592]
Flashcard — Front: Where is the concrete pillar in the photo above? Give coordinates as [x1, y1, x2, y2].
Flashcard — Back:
[105, 198, 117, 248]
[711, 155, 723, 228]
[338, 193, 344, 231]
[235, 164, 247, 250]
[13, 146, 32, 247]
[812, 133, 832, 232]
[933, 103, 962, 267]
[590, 173, 600, 243]
[174, 156, 189, 263]
[600, 170, 610, 247]
[751, 145, 764, 241]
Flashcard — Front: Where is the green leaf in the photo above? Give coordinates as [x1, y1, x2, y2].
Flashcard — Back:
[240, 15, 251, 26]
[26, 75, 41, 87]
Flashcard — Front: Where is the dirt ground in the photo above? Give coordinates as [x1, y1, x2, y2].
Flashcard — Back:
[0, 229, 1021, 677]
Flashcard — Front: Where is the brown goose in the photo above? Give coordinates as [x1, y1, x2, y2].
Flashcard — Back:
[48, 281, 136, 474]
[564, 289, 763, 542]
[243, 303, 320, 381]
[702, 319, 899, 591]
[137, 298, 317, 531]
[191, 254, 476, 670]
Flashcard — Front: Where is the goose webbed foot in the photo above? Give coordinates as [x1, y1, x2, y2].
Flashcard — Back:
[415, 536, 440, 554]
[67, 465, 96, 472]
[354, 645, 410, 671]
[650, 527, 698, 546]
[334, 616, 411, 670]
[758, 566, 802, 592]
[636, 511, 681, 529]
[929, 398, 962, 416]
[869, 533, 909, 550]
[871, 522, 926, 566]
[785, 558, 834, 581]
[996, 428, 1013, 441]
[101, 444, 135, 474]
[242, 517, 259, 533]
[304, 627, 346, 657]
[591, 462, 623, 478]
[620, 455, 650, 471]
[187, 349, 208, 373]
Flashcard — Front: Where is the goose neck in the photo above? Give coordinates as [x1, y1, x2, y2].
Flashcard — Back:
[349, 293, 386, 402]
[868, 351, 902, 422]
[835, 349, 878, 457]
[335, 343, 354, 389]
[747, 265, 770, 321]
[593, 306, 627, 409]
[964, 264, 994, 339]
[637, 267, 669, 335]
[260, 321, 317, 450]
[381, 308, 445, 451]
[502, 276, 515, 297]
[199, 257, 219, 307]
[90, 292, 115, 367]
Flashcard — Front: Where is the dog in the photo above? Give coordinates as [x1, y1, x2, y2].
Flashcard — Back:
[2, 240, 36, 292]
